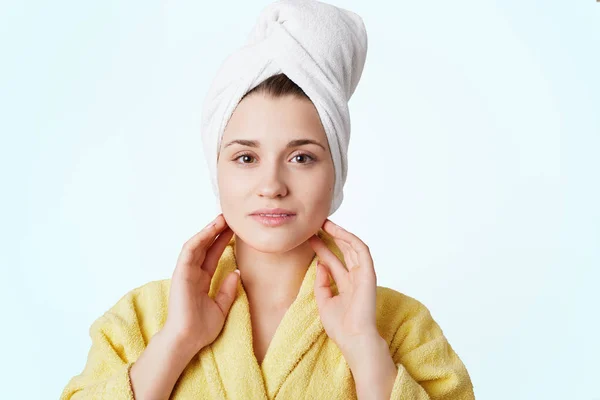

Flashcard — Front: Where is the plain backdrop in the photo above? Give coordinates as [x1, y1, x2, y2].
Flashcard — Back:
[1, 0, 598, 399]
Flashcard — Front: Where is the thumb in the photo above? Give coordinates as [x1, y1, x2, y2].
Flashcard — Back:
[215, 270, 240, 316]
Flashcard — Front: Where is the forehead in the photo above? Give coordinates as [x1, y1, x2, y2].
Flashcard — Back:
[222, 94, 326, 144]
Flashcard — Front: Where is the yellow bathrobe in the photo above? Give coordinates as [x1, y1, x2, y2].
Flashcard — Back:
[60, 229, 475, 399]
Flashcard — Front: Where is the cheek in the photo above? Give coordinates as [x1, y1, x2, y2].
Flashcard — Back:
[301, 167, 334, 206]
[217, 167, 243, 229]
[217, 164, 237, 204]
[217, 164, 253, 209]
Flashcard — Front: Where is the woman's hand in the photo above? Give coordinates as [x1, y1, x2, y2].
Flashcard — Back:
[162, 214, 240, 354]
[308, 219, 380, 355]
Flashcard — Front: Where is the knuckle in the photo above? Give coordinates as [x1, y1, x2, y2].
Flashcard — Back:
[181, 242, 193, 252]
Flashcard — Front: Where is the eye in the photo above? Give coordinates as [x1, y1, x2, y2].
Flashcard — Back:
[290, 153, 316, 164]
[232, 151, 316, 165]
[233, 152, 256, 164]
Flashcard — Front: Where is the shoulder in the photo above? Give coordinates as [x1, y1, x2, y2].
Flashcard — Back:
[90, 278, 172, 337]
[104, 278, 171, 315]
[374, 286, 442, 345]
[375, 285, 432, 323]
[375, 287, 475, 398]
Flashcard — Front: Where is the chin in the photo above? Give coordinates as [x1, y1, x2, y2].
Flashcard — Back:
[234, 224, 311, 254]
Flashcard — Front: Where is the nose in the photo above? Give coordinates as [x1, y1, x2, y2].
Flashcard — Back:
[257, 160, 288, 199]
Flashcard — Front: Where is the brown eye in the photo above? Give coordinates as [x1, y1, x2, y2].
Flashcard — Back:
[234, 153, 256, 164]
[291, 153, 315, 164]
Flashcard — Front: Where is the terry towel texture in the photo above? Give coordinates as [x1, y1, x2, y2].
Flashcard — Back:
[60, 229, 475, 399]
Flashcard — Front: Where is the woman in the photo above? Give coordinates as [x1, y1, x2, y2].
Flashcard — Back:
[61, 1, 475, 399]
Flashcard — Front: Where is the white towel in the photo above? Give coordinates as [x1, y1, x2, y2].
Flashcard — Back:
[200, 0, 368, 216]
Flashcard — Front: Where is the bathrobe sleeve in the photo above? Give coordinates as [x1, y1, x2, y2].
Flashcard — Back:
[385, 293, 475, 399]
[60, 288, 149, 399]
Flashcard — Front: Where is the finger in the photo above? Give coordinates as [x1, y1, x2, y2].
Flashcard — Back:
[215, 270, 240, 316]
[334, 239, 359, 269]
[322, 220, 375, 277]
[182, 214, 226, 252]
[202, 227, 235, 277]
[308, 235, 350, 293]
[314, 261, 333, 309]
[176, 215, 228, 278]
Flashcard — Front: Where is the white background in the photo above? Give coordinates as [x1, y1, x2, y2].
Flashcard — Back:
[1, 0, 598, 398]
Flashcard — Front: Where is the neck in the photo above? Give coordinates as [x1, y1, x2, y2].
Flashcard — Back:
[234, 236, 316, 310]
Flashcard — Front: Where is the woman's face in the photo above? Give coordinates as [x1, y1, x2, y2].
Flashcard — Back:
[217, 93, 335, 253]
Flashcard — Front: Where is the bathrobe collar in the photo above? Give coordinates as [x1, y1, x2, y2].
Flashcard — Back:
[202, 228, 343, 399]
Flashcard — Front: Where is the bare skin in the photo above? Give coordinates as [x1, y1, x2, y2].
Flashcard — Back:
[216, 93, 336, 363]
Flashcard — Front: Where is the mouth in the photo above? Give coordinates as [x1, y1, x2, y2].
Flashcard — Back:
[250, 210, 297, 227]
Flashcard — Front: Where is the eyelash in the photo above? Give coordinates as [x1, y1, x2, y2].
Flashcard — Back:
[233, 151, 316, 165]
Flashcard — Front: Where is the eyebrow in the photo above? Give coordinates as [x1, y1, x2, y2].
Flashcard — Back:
[223, 139, 327, 151]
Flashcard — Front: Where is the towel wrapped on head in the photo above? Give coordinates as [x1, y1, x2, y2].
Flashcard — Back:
[201, 0, 368, 216]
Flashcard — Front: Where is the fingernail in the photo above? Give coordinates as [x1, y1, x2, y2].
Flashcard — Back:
[330, 220, 343, 229]
[203, 219, 217, 230]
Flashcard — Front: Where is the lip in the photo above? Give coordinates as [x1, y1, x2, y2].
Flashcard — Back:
[250, 208, 296, 216]
[250, 208, 297, 228]
[251, 213, 296, 227]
